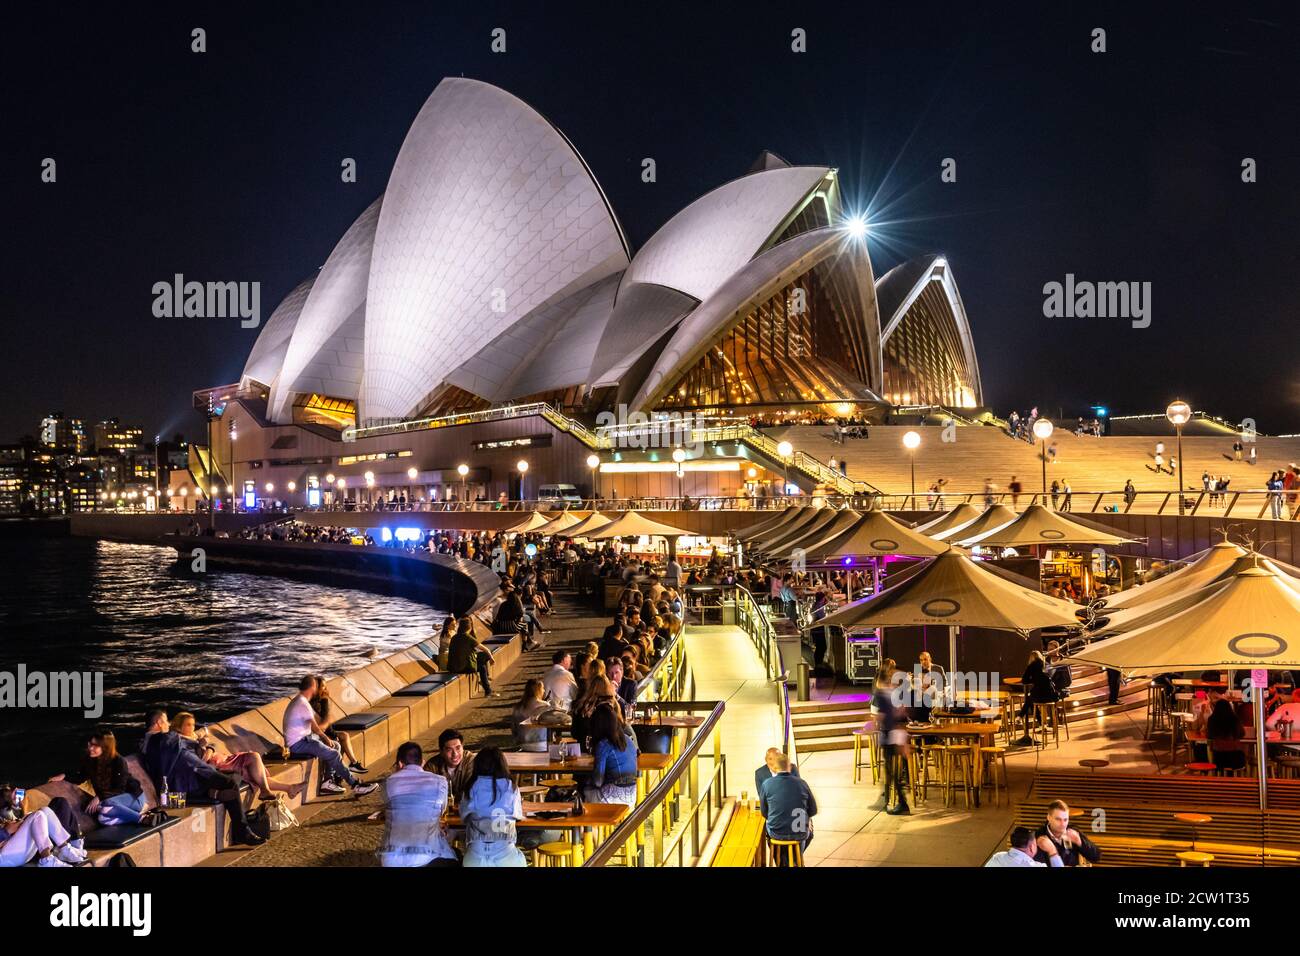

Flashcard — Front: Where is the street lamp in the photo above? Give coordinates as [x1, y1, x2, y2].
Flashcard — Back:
[672, 447, 687, 500]
[287, 481, 296, 493]
[457, 463, 469, 504]
[1166, 400, 1192, 515]
[586, 454, 600, 504]
[776, 440, 794, 497]
[902, 430, 921, 506]
[1032, 418, 1054, 501]
[265, 482, 274, 494]
[516, 460, 529, 501]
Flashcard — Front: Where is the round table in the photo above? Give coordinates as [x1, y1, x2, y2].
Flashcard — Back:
[1174, 812, 1213, 850]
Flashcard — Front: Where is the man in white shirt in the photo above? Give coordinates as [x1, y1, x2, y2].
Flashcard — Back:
[543, 650, 579, 709]
[986, 827, 1059, 867]
[664, 558, 682, 590]
[377, 742, 457, 867]
[284, 675, 379, 796]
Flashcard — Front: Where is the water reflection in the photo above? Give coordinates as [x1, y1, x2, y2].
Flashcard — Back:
[0, 538, 443, 780]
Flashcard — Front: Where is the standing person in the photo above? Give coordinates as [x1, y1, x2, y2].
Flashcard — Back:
[1123, 479, 1137, 510]
[759, 750, 817, 865]
[1268, 471, 1285, 519]
[1061, 480, 1073, 512]
[460, 746, 527, 867]
[872, 659, 911, 815]
[282, 676, 378, 797]
[983, 478, 996, 507]
[1286, 466, 1299, 519]
[1249, 444, 1257, 466]
[1050, 479, 1060, 510]
[839, 459, 847, 478]
[1008, 475, 1022, 509]
[1233, 440, 1243, 461]
[377, 742, 458, 867]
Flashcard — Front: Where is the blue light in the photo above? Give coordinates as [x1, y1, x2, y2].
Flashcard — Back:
[380, 527, 393, 543]
[842, 556, 854, 566]
[1092, 406, 1108, 417]
[525, 543, 538, 557]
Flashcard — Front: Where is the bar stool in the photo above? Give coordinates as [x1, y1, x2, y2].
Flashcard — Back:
[852, 727, 878, 785]
[1177, 851, 1214, 867]
[915, 740, 946, 802]
[1273, 756, 1300, 779]
[1054, 699, 1071, 741]
[1174, 812, 1213, 851]
[944, 745, 978, 809]
[769, 839, 805, 867]
[1145, 683, 1169, 738]
[1078, 759, 1110, 773]
[1032, 703, 1060, 749]
[980, 745, 1010, 807]
[1185, 762, 1218, 777]
[535, 840, 582, 867]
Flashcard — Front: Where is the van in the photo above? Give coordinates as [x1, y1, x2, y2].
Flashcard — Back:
[537, 483, 583, 510]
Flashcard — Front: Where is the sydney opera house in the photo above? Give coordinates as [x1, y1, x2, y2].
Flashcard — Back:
[192, 78, 983, 507]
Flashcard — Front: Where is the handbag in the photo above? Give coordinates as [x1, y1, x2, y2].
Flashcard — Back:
[245, 805, 273, 841]
[264, 794, 299, 832]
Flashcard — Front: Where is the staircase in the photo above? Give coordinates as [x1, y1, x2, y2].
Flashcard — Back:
[188, 443, 224, 495]
[790, 665, 1151, 753]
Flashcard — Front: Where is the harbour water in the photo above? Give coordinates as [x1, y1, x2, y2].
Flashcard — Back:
[0, 537, 444, 782]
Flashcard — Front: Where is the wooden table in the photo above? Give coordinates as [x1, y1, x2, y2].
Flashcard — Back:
[505, 752, 674, 775]
[443, 801, 630, 865]
[905, 722, 1000, 807]
[632, 715, 705, 729]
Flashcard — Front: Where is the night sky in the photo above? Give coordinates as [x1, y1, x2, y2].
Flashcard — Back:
[4, 1, 1297, 441]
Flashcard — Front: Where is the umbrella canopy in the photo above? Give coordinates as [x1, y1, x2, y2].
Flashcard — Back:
[1100, 541, 1248, 611]
[959, 504, 1136, 549]
[751, 507, 828, 553]
[821, 547, 1084, 633]
[756, 507, 842, 555]
[537, 510, 588, 535]
[1069, 566, 1300, 675]
[930, 504, 1017, 542]
[586, 511, 691, 540]
[915, 503, 982, 537]
[565, 510, 617, 538]
[501, 511, 556, 534]
[785, 508, 863, 556]
[807, 509, 949, 561]
[732, 506, 801, 542]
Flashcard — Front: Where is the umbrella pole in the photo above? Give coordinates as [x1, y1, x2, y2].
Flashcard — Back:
[1257, 687, 1268, 811]
[948, 624, 958, 676]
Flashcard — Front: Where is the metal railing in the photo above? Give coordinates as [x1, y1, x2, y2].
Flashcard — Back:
[733, 585, 795, 763]
[877, 487, 1300, 521]
[583, 699, 727, 867]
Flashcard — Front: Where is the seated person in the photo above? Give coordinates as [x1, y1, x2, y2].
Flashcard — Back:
[377, 742, 457, 867]
[599, 614, 632, 660]
[448, 618, 496, 695]
[583, 703, 640, 808]
[754, 747, 799, 802]
[0, 788, 86, 867]
[606, 657, 638, 712]
[142, 714, 266, 846]
[543, 650, 579, 710]
[48, 729, 146, 826]
[986, 826, 1057, 867]
[1033, 800, 1101, 866]
[759, 751, 817, 865]
[282, 676, 378, 797]
[511, 679, 553, 753]
[173, 712, 304, 803]
[460, 746, 527, 868]
[571, 675, 617, 751]
[1045, 641, 1072, 698]
[311, 676, 366, 774]
[1205, 699, 1247, 774]
[424, 729, 476, 802]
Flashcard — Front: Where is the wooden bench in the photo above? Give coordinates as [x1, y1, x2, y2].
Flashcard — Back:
[712, 803, 767, 867]
[1029, 770, 1300, 810]
[1007, 799, 1300, 867]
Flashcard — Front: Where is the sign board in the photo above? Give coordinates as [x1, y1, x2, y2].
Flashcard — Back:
[1251, 668, 1269, 689]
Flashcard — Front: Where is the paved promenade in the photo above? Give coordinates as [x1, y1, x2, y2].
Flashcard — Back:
[227, 596, 601, 867]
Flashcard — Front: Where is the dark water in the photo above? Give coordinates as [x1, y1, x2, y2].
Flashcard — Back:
[0, 538, 444, 782]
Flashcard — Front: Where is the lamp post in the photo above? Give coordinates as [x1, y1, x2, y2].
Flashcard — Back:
[227, 421, 237, 514]
[777, 440, 794, 499]
[517, 460, 529, 502]
[902, 430, 921, 507]
[154, 433, 161, 500]
[1032, 418, 1054, 503]
[179, 487, 187, 512]
[407, 466, 419, 509]
[287, 481, 296, 511]
[672, 447, 687, 501]
[1166, 400, 1192, 514]
[364, 470, 376, 508]
[586, 454, 600, 506]
[457, 463, 469, 505]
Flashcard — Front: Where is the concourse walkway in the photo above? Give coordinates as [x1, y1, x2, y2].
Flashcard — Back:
[684, 625, 787, 805]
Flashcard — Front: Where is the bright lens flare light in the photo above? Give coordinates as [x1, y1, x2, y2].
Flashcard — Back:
[845, 215, 867, 239]
[1033, 418, 1054, 441]
[902, 430, 921, 450]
